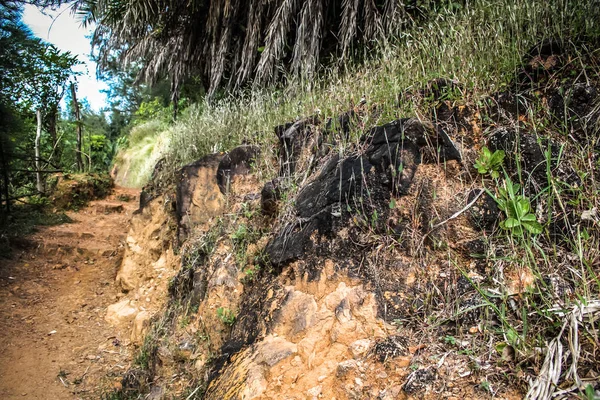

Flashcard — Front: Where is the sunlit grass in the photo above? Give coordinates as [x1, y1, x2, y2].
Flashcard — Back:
[113, 0, 599, 188]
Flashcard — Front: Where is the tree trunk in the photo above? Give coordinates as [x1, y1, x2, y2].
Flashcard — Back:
[46, 105, 62, 164]
[35, 109, 44, 193]
[0, 135, 10, 214]
[71, 83, 84, 172]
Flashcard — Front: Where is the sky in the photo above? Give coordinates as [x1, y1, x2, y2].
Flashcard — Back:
[22, 4, 108, 112]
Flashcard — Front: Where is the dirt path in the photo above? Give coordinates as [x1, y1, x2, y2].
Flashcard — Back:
[0, 187, 139, 399]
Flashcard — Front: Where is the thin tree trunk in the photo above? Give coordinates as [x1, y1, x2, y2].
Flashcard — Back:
[0, 136, 10, 214]
[35, 109, 44, 193]
[71, 83, 84, 172]
[88, 125, 92, 172]
[46, 106, 62, 164]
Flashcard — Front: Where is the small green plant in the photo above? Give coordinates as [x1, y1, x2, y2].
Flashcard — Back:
[474, 147, 505, 179]
[494, 178, 543, 235]
[240, 202, 255, 219]
[582, 384, 600, 400]
[480, 380, 491, 393]
[230, 224, 248, 242]
[216, 307, 236, 326]
[116, 194, 132, 202]
[444, 335, 457, 345]
[179, 315, 191, 328]
[371, 209, 379, 228]
[242, 265, 260, 283]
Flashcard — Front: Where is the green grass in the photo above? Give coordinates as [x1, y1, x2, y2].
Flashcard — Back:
[112, 120, 170, 188]
[113, 0, 600, 187]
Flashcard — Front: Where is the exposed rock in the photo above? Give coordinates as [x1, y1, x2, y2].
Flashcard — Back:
[548, 83, 599, 138]
[467, 189, 499, 231]
[254, 335, 297, 367]
[105, 299, 137, 326]
[484, 91, 529, 121]
[276, 115, 321, 176]
[379, 385, 403, 400]
[116, 196, 177, 293]
[349, 339, 372, 358]
[373, 335, 408, 362]
[260, 178, 282, 216]
[216, 145, 260, 194]
[307, 384, 322, 398]
[204, 335, 297, 399]
[130, 311, 151, 345]
[272, 289, 318, 341]
[116, 257, 139, 292]
[176, 154, 225, 242]
[112, 43, 600, 400]
[403, 367, 437, 393]
[266, 117, 458, 268]
[518, 39, 565, 87]
[138, 158, 171, 211]
[487, 128, 562, 191]
[326, 109, 357, 139]
[336, 359, 358, 378]
[456, 293, 484, 326]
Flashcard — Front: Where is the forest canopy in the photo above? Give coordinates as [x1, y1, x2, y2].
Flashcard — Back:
[0, 2, 117, 214]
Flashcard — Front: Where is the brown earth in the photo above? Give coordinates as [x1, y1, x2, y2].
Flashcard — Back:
[0, 187, 139, 399]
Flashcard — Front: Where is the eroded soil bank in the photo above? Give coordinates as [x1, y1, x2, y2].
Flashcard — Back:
[0, 187, 139, 399]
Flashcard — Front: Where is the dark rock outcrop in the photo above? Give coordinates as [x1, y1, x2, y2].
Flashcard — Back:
[467, 189, 500, 231]
[276, 115, 321, 176]
[266, 117, 462, 268]
[216, 145, 260, 194]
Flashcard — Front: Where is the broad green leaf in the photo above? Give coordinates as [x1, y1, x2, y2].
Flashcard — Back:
[505, 201, 518, 219]
[521, 213, 536, 222]
[516, 198, 530, 216]
[523, 221, 543, 234]
[504, 217, 520, 228]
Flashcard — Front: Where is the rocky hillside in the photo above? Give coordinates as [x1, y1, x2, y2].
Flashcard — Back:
[106, 40, 600, 399]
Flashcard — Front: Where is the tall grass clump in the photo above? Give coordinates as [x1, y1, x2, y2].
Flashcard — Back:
[113, 120, 169, 188]
[115, 0, 600, 187]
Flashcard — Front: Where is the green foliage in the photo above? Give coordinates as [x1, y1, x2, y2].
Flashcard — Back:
[242, 265, 260, 283]
[50, 173, 113, 210]
[474, 147, 505, 179]
[444, 335, 457, 345]
[480, 380, 491, 393]
[112, 120, 167, 187]
[494, 178, 543, 236]
[135, 98, 172, 123]
[216, 307, 236, 326]
[90, 134, 106, 151]
[230, 224, 248, 242]
[0, 4, 110, 212]
[0, 5, 80, 110]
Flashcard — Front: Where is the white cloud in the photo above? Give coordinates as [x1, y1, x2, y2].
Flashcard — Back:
[22, 4, 109, 112]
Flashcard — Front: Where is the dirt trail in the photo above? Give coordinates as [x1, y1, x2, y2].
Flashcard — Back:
[0, 187, 139, 399]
